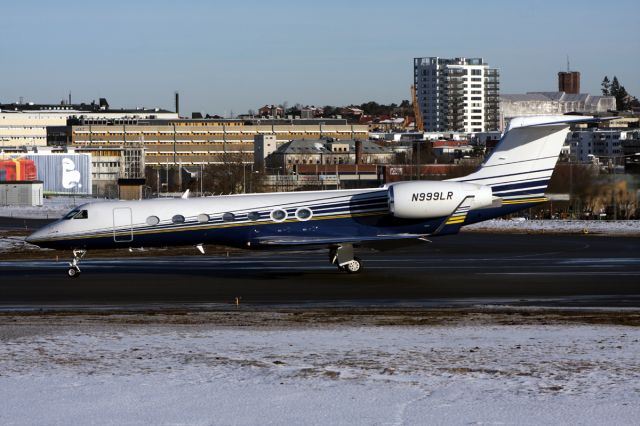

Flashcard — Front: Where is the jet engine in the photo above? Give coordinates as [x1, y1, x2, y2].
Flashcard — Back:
[388, 181, 493, 219]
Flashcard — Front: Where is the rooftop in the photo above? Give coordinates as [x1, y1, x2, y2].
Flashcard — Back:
[500, 92, 614, 104]
[276, 139, 391, 155]
[0, 98, 174, 114]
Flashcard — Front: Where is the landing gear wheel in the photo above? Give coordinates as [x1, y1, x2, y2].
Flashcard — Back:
[67, 249, 86, 278]
[344, 257, 362, 274]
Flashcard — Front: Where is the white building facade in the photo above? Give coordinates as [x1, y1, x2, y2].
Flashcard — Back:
[414, 57, 500, 133]
[567, 129, 631, 162]
[0, 105, 178, 148]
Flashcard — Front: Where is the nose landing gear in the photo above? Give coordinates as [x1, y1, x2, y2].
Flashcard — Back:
[67, 249, 87, 278]
[329, 244, 363, 274]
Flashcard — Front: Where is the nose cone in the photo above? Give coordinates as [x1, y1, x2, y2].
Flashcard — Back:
[25, 229, 43, 245]
[25, 223, 56, 247]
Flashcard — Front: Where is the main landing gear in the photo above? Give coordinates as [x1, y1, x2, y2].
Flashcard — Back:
[329, 244, 363, 274]
[67, 249, 87, 278]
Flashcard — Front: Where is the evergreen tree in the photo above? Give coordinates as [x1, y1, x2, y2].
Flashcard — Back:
[611, 76, 631, 110]
[616, 86, 630, 110]
[601, 76, 610, 96]
[610, 76, 621, 97]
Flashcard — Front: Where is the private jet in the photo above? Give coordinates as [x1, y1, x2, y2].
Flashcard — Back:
[26, 115, 604, 277]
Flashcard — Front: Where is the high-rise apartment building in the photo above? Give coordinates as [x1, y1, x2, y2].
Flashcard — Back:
[413, 57, 500, 133]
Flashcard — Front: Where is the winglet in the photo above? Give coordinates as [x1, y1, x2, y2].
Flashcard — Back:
[431, 195, 474, 236]
[181, 189, 190, 199]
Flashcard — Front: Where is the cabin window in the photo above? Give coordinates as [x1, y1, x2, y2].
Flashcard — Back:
[172, 215, 185, 224]
[197, 214, 210, 223]
[146, 216, 160, 226]
[295, 208, 312, 221]
[248, 211, 260, 221]
[270, 209, 287, 222]
[222, 212, 235, 222]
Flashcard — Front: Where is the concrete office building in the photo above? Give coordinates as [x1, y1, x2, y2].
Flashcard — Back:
[62, 119, 369, 166]
[567, 129, 634, 162]
[253, 135, 277, 172]
[414, 57, 500, 133]
[267, 139, 394, 173]
[0, 99, 177, 147]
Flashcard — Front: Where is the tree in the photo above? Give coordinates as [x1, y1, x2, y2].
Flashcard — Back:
[610, 76, 621, 97]
[285, 104, 301, 117]
[601, 76, 610, 96]
[611, 76, 632, 110]
[201, 153, 257, 195]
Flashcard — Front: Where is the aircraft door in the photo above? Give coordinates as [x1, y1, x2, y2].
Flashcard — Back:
[113, 207, 133, 243]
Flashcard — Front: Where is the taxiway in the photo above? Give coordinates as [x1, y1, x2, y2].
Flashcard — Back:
[1, 233, 639, 310]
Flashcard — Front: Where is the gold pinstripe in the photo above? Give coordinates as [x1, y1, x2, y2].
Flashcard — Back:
[502, 197, 548, 205]
[446, 220, 465, 225]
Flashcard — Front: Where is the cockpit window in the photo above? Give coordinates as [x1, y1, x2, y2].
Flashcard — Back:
[73, 210, 88, 219]
[63, 209, 80, 220]
[63, 209, 88, 220]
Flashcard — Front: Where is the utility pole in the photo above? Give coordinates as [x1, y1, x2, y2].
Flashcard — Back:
[569, 157, 573, 218]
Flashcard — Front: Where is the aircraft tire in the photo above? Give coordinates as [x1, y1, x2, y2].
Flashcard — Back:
[67, 267, 81, 278]
[345, 257, 362, 274]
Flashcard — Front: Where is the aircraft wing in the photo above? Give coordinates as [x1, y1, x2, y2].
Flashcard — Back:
[250, 233, 428, 247]
[252, 197, 479, 247]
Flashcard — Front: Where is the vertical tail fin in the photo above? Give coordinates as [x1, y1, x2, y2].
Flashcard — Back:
[449, 115, 602, 203]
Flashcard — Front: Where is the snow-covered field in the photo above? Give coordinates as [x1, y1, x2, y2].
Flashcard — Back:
[1, 318, 639, 425]
[0, 235, 40, 253]
[465, 219, 640, 236]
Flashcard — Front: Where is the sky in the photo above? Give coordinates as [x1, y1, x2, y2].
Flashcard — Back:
[1, 0, 638, 116]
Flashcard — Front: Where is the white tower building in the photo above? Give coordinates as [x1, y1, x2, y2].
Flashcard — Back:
[414, 57, 499, 133]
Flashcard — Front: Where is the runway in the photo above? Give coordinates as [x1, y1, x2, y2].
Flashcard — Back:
[1, 233, 640, 310]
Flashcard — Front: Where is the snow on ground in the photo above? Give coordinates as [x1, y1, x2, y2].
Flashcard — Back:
[465, 219, 640, 236]
[0, 235, 40, 253]
[1, 322, 639, 425]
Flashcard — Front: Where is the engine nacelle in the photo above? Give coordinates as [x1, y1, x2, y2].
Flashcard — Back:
[388, 181, 493, 219]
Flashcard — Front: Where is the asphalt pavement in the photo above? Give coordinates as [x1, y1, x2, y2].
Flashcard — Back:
[1, 233, 639, 310]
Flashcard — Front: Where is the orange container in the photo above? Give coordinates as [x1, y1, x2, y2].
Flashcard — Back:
[0, 159, 38, 181]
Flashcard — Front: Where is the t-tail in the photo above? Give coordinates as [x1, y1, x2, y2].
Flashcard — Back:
[449, 115, 609, 207]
